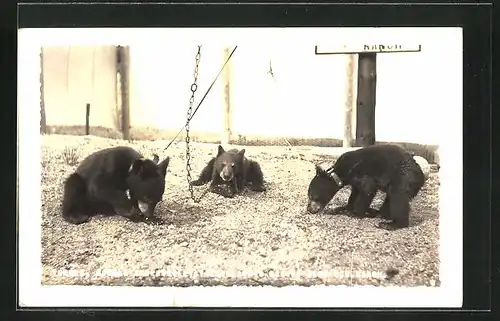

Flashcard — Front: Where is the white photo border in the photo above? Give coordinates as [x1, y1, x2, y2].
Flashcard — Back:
[17, 27, 463, 308]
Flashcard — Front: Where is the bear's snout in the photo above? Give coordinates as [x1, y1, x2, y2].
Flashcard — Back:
[219, 169, 233, 182]
[307, 200, 324, 214]
[137, 201, 155, 217]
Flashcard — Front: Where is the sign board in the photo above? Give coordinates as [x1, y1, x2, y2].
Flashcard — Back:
[315, 44, 421, 55]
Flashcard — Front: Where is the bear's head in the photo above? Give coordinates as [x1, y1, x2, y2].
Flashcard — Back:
[216, 145, 245, 182]
[126, 154, 170, 218]
[307, 164, 343, 214]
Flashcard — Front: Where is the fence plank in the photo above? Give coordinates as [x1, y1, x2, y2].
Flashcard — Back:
[221, 47, 233, 145]
[118, 46, 131, 141]
[343, 54, 357, 147]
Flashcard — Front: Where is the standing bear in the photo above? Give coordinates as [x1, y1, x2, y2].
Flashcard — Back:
[62, 146, 170, 225]
[190, 145, 266, 198]
[307, 144, 426, 230]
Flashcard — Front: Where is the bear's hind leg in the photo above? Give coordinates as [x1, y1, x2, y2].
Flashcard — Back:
[246, 160, 266, 192]
[408, 168, 426, 199]
[61, 173, 91, 224]
[377, 189, 410, 230]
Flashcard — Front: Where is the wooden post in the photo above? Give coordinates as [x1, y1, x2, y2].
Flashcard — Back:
[40, 47, 47, 134]
[117, 46, 131, 141]
[355, 53, 377, 147]
[343, 54, 357, 147]
[221, 47, 232, 145]
[85, 103, 90, 135]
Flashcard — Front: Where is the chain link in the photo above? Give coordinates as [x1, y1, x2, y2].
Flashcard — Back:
[185, 46, 209, 203]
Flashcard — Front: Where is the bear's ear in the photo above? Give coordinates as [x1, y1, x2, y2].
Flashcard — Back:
[129, 159, 145, 174]
[157, 156, 170, 177]
[217, 145, 225, 156]
[152, 154, 160, 164]
[237, 149, 245, 161]
[315, 164, 325, 176]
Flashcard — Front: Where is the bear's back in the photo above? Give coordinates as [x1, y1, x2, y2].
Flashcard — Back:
[336, 144, 415, 181]
[76, 146, 143, 181]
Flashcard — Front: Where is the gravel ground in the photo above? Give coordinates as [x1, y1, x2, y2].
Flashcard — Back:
[41, 135, 440, 287]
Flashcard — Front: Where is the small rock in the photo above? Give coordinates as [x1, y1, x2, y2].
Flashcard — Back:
[179, 241, 188, 247]
[385, 267, 399, 280]
[306, 256, 317, 263]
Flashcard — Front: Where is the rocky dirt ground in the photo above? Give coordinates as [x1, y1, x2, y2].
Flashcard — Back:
[40, 135, 440, 287]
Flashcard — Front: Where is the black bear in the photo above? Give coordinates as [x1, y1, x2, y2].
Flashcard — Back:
[190, 145, 266, 198]
[306, 144, 426, 230]
[61, 146, 170, 225]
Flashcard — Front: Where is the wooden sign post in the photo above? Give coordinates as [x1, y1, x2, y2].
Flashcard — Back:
[315, 44, 421, 147]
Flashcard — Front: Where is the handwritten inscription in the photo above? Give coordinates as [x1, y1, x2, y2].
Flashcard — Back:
[363, 44, 404, 51]
[46, 267, 388, 280]
[315, 44, 421, 55]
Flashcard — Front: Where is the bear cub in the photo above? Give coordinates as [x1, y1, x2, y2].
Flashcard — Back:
[307, 144, 426, 230]
[190, 145, 266, 198]
[62, 146, 170, 225]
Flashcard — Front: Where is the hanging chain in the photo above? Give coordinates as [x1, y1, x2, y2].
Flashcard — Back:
[185, 46, 209, 203]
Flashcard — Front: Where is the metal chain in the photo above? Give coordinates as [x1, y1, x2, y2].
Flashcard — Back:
[185, 46, 209, 203]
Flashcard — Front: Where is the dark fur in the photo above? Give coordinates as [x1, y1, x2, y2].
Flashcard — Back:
[190, 145, 266, 198]
[61, 146, 170, 225]
[307, 144, 426, 230]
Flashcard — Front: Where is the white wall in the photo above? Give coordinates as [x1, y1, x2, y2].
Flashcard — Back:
[127, 43, 350, 139]
[230, 44, 348, 139]
[129, 43, 224, 133]
[42, 46, 118, 129]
